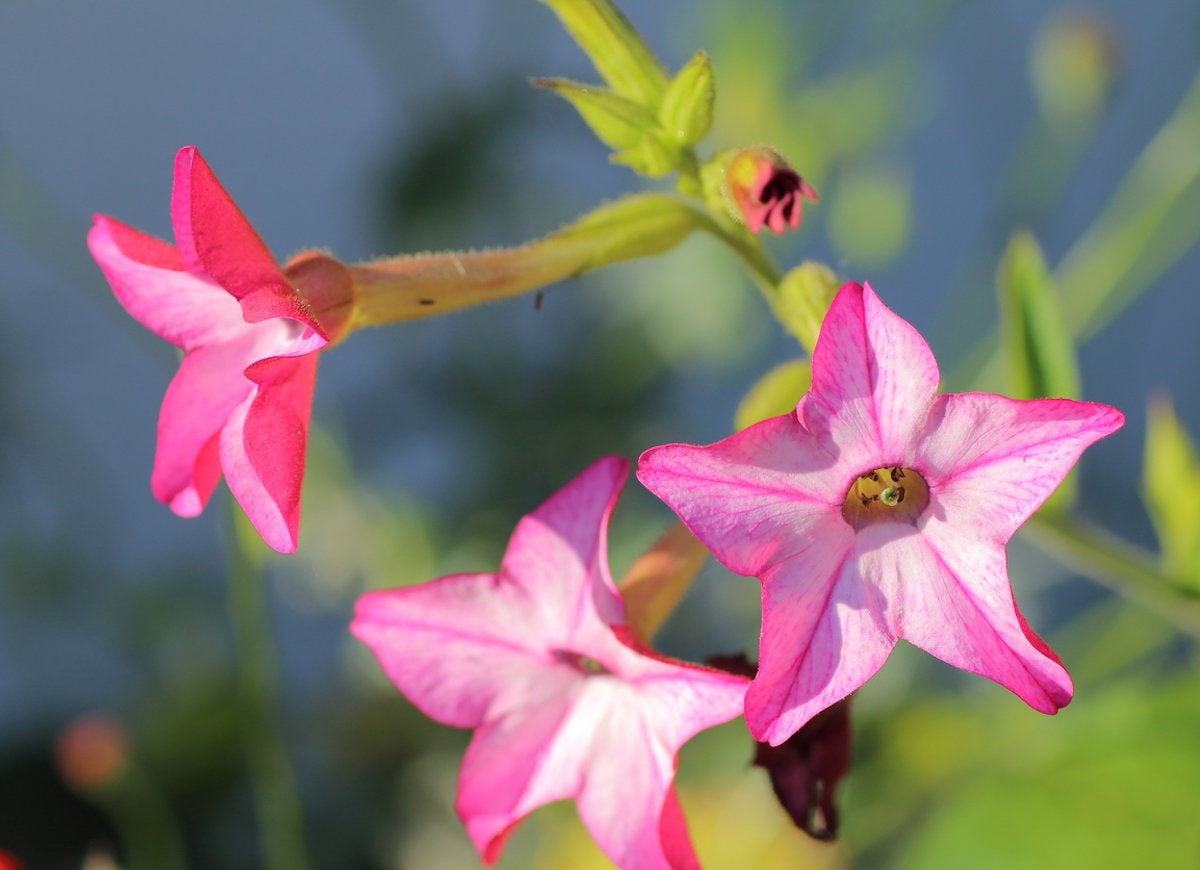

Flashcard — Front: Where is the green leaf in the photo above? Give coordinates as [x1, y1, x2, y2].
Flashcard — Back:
[1056, 69, 1200, 340]
[998, 230, 1081, 401]
[998, 231, 1082, 509]
[734, 360, 811, 432]
[533, 78, 656, 151]
[657, 51, 715, 147]
[1143, 396, 1200, 586]
[539, 0, 668, 108]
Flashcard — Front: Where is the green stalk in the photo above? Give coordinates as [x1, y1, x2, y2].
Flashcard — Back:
[1024, 512, 1200, 639]
[227, 507, 311, 870]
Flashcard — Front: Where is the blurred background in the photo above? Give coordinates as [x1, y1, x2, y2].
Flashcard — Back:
[2, 0, 1199, 867]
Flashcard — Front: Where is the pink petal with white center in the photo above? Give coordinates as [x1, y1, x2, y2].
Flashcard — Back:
[352, 574, 565, 728]
[917, 392, 1126, 541]
[746, 527, 888, 745]
[171, 147, 317, 329]
[637, 414, 854, 577]
[501, 455, 629, 637]
[899, 519, 1072, 711]
[218, 353, 318, 553]
[807, 283, 940, 464]
[88, 217, 249, 350]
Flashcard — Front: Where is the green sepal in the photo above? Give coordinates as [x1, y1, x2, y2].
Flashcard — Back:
[734, 359, 812, 432]
[534, 78, 656, 151]
[998, 230, 1082, 401]
[611, 128, 681, 179]
[773, 261, 841, 355]
[658, 51, 715, 147]
[539, 0, 668, 108]
[1143, 397, 1200, 587]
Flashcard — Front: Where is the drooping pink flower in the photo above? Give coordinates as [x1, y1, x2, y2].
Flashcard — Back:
[726, 147, 819, 235]
[88, 147, 332, 553]
[639, 283, 1124, 746]
[352, 457, 748, 869]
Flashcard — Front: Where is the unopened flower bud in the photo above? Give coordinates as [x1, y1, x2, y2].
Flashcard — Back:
[726, 148, 819, 235]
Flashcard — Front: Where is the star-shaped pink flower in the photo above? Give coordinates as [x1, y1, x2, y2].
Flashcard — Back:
[352, 457, 749, 869]
[88, 147, 329, 553]
[638, 283, 1124, 746]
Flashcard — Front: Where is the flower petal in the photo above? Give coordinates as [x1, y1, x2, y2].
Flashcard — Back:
[218, 353, 318, 553]
[747, 531, 888, 746]
[638, 414, 852, 577]
[457, 674, 591, 863]
[572, 682, 699, 870]
[808, 283, 940, 464]
[151, 340, 261, 513]
[88, 216, 248, 350]
[900, 520, 1073, 711]
[171, 146, 321, 330]
[500, 456, 630, 638]
[353, 575, 572, 731]
[917, 392, 1125, 541]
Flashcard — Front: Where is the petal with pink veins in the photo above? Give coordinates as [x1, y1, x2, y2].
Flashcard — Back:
[917, 392, 1125, 540]
[638, 414, 852, 577]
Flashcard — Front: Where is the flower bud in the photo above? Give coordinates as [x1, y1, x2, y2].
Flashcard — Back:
[774, 261, 841, 354]
[725, 148, 819, 235]
[658, 51, 715, 148]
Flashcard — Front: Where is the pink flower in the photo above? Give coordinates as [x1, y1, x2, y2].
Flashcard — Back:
[638, 283, 1124, 746]
[727, 148, 819, 235]
[352, 457, 748, 869]
[88, 147, 329, 553]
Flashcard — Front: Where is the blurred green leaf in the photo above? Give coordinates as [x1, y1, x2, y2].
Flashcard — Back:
[1057, 69, 1200, 339]
[828, 166, 911, 267]
[997, 230, 1081, 401]
[895, 680, 1200, 870]
[735, 360, 811, 431]
[1142, 397, 1200, 587]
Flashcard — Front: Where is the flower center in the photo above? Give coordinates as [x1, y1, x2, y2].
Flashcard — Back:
[553, 650, 610, 676]
[840, 466, 930, 530]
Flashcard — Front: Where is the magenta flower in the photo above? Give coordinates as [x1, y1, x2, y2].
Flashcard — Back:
[638, 283, 1124, 746]
[88, 147, 329, 553]
[352, 457, 748, 869]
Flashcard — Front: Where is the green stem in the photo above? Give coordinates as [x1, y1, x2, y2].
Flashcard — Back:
[1023, 512, 1200, 639]
[691, 213, 783, 294]
[227, 509, 311, 870]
